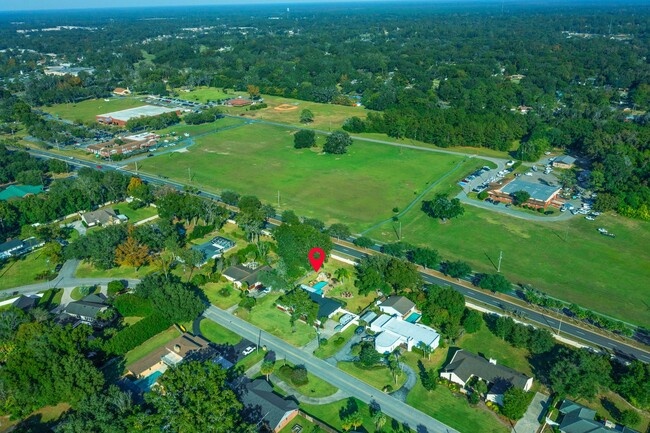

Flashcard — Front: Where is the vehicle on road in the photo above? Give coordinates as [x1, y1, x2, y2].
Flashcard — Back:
[96, 165, 103, 169]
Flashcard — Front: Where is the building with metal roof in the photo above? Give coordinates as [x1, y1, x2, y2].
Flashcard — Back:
[0, 185, 43, 201]
[490, 178, 561, 209]
[96, 105, 180, 126]
[369, 314, 440, 354]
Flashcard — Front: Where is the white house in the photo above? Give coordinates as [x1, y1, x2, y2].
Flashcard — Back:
[440, 350, 533, 405]
[369, 314, 440, 354]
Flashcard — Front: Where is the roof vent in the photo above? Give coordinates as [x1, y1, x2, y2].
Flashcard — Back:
[174, 344, 181, 353]
[489, 358, 497, 365]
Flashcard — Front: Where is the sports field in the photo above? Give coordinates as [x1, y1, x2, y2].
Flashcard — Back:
[42, 97, 147, 123]
[132, 123, 479, 230]
[177, 87, 232, 103]
[368, 202, 650, 326]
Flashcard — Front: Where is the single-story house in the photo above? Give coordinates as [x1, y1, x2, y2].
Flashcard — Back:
[12, 295, 39, 311]
[62, 293, 110, 325]
[553, 155, 577, 169]
[191, 236, 236, 266]
[126, 333, 214, 379]
[80, 208, 123, 227]
[369, 314, 440, 354]
[113, 87, 131, 96]
[0, 237, 45, 259]
[239, 378, 299, 433]
[223, 263, 272, 289]
[378, 296, 416, 319]
[489, 178, 562, 209]
[558, 400, 639, 433]
[0, 185, 43, 201]
[440, 350, 533, 405]
[306, 291, 343, 321]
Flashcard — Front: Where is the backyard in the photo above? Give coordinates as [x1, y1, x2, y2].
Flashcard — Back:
[301, 398, 404, 433]
[234, 293, 317, 347]
[133, 122, 476, 231]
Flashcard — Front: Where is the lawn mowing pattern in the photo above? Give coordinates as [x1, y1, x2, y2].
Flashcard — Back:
[368, 205, 650, 325]
[42, 98, 147, 123]
[135, 122, 472, 231]
[123, 326, 180, 366]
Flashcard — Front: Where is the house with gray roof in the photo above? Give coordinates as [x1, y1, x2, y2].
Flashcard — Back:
[440, 350, 533, 405]
[379, 296, 416, 319]
[239, 378, 299, 432]
[81, 208, 122, 227]
[553, 155, 577, 169]
[0, 237, 45, 259]
[558, 400, 639, 433]
[62, 293, 109, 325]
[223, 263, 272, 289]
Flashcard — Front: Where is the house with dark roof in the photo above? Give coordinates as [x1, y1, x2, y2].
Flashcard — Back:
[0, 237, 45, 259]
[379, 296, 416, 319]
[11, 295, 39, 311]
[440, 350, 533, 405]
[490, 178, 562, 209]
[558, 400, 639, 433]
[0, 185, 43, 201]
[553, 155, 577, 169]
[223, 263, 272, 289]
[239, 378, 299, 432]
[191, 236, 235, 266]
[62, 293, 109, 325]
[307, 291, 343, 321]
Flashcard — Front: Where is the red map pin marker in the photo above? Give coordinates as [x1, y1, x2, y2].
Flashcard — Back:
[308, 247, 326, 272]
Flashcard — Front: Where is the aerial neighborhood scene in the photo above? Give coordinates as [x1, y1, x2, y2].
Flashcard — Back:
[0, 0, 649, 432]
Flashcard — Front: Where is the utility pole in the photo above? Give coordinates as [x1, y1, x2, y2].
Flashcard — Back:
[497, 250, 503, 272]
[257, 329, 262, 353]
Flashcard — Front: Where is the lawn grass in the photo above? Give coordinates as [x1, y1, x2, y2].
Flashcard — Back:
[154, 116, 247, 137]
[177, 87, 233, 103]
[112, 203, 158, 223]
[314, 325, 356, 359]
[202, 282, 242, 309]
[368, 204, 650, 325]
[337, 361, 407, 392]
[458, 325, 533, 376]
[42, 97, 147, 123]
[301, 398, 404, 433]
[134, 122, 473, 231]
[236, 349, 266, 372]
[75, 260, 154, 279]
[123, 326, 180, 366]
[278, 415, 319, 433]
[274, 361, 339, 398]
[0, 250, 51, 290]
[70, 285, 100, 301]
[586, 390, 650, 433]
[234, 293, 317, 347]
[316, 261, 377, 314]
[199, 320, 241, 345]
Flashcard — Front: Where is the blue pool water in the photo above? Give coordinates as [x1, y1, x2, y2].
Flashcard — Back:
[313, 281, 327, 290]
[135, 370, 163, 392]
[405, 312, 422, 323]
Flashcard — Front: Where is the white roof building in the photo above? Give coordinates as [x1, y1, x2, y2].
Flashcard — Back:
[370, 314, 440, 354]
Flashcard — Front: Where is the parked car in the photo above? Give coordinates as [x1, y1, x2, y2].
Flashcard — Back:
[585, 216, 595, 221]
[506, 160, 515, 166]
[242, 346, 256, 356]
[355, 326, 365, 335]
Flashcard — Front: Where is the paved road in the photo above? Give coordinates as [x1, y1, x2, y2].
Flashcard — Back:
[203, 305, 461, 433]
[22, 148, 650, 363]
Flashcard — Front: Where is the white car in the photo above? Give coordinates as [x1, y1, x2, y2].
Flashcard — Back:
[525, 172, 533, 176]
[506, 160, 515, 166]
[242, 346, 255, 356]
[585, 216, 595, 221]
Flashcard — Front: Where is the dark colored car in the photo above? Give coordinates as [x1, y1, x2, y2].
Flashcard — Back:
[355, 326, 365, 335]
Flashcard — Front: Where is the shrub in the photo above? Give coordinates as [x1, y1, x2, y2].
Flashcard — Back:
[103, 314, 171, 355]
[319, 338, 328, 346]
[353, 236, 374, 248]
[107, 280, 125, 297]
[468, 392, 480, 405]
[291, 365, 309, 385]
[477, 191, 489, 200]
[620, 410, 640, 426]
[239, 296, 256, 310]
[127, 200, 145, 210]
[113, 294, 154, 317]
[219, 286, 232, 297]
[188, 224, 215, 241]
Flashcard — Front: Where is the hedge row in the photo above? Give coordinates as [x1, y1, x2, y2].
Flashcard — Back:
[103, 313, 171, 355]
[112, 294, 154, 317]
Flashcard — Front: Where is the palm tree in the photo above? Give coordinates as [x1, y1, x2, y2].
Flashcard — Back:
[372, 411, 387, 431]
[260, 360, 275, 381]
[417, 341, 432, 360]
[334, 267, 350, 283]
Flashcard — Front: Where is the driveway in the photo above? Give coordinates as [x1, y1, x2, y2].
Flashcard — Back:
[203, 305, 461, 433]
[512, 392, 548, 433]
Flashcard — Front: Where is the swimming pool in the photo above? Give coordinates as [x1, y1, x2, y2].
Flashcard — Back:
[312, 281, 327, 291]
[405, 312, 422, 323]
[134, 370, 163, 392]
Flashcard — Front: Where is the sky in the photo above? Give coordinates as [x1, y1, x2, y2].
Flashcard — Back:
[0, 0, 385, 12]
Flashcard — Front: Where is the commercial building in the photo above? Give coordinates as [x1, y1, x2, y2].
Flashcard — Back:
[553, 155, 577, 169]
[0, 185, 43, 201]
[440, 350, 533, 405]
[113, 87, 131, 96]
[489, 178, 562, 209]
[86, 133, 159, 158]
[369, 314, 440, 354]
[44, 65, 94, 76]
[225, 97, 253, 107]
[95, 105, 180, 126]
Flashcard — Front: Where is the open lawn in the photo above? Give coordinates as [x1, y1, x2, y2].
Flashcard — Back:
[301, 398, 405, 433]
[0, 250, 51, 290]
[274, 362, 339, 398]
[368, 204, 650, 325]
[42, 97, 147, 123]
[134, 122, 475, 231]
[235, 293, 317, 347]
[199, 320, 241, 345]
[314, 325, 356, 359]
[202, 282, 242, 309]
[123, 326, 180, 366]
[176, 87, 233, 103]
[75, 260, 154, 279]
[236, 349, 265, 372]
[278, 415, 319, 433]
[154, 116, 247, 137]
[458, 325, 533, 376]
[337, 361, 407, 392]
[230, 93, 368, 130]
[70, 285, 99, 301]
[112, 203, 158, 223]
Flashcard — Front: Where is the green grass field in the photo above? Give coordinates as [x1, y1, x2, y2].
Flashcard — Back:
[112, 203, 158, 223]
[274, 362, 339, 398]
[75, 260, 154, 279]
[123, 326, 180, 366]
[458, 326, 533, 376]
[134, 122, 476, 231]
[155, 116, 247, 137]
[301, 398, 404, 433]
[278, 415, 319, 433]
[199, 320, 241, 345]
[202, 282, 242, 309]
[314, 325, 356, 359]
[368, 203, 650, 325]
[177, 87, 233, 103]
[0, 251, 51, 290]
[70, 285, 99, 301]
[42, 97, 147, 123]
[235, 293, 317, 347]
[337, 361, 407, 392]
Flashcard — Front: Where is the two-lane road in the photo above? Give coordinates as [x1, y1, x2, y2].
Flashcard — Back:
[203, 305, 460, 433]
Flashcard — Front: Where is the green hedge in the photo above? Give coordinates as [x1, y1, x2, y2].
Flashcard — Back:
[103, 314, 171, 355]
